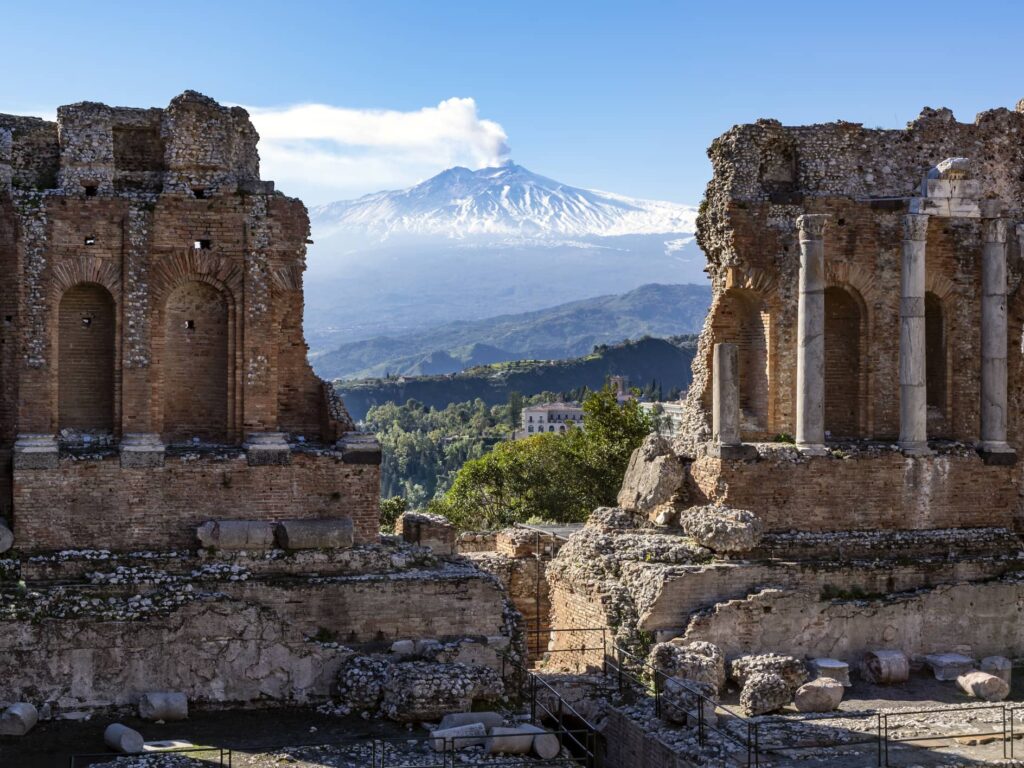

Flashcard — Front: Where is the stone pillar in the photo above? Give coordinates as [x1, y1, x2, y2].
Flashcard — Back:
[713, 343, 741, 447]
[244, 431, 290, 466]
[796, 214, 829, 456]
[12, 434, 58, 470]
[899, 214, 931, 456]
[978, 207, 1016, 463]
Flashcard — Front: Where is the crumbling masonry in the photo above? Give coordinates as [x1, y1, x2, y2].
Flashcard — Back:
[0, 93, 516, 718]
[545, 100, 1024, 716]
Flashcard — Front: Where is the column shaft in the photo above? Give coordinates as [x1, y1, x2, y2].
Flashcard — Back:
[979, 216, 1013, 459]
[796, 214, 829, 455]
[713, 342, 740, 446]
[899, 214, 930, 455]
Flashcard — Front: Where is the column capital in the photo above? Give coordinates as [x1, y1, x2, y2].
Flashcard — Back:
[903, 214, 930, 241]
[796, 214, 830, 241]
[982, 217, 1009, 244]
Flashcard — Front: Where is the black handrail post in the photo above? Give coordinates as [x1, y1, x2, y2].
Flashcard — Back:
[531, 671, 537, 723]
[876, 711, 882, 767]
[883, 713, 889, 767]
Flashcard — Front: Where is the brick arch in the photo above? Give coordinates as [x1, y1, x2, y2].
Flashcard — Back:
[50, 256, 122, 303]
[57, 283, 118, 433]
[160, 280, 231, 443]
[708, 287, 772, 438]
[150, 248, 243, 302]
[823, 285, 867, 438]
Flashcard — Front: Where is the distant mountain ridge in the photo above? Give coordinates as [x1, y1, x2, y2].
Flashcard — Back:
[311, 282, 711, 380]
[303, 163, 705, 352]
[336, 335, 699, 422]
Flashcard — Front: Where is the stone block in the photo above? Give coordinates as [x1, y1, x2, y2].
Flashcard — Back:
[277, 518, 354, 550]
[740, 672, 790, 716]
[486, 726, 535, 755]
[520, 724, 561, 760]
[396, 512, 455, 555]
[861, 650, 909, 684]
[337, 432, 382, 465]
[138, 691, 188, 721]
[119, 433, 165, 468]
[0, 520, 12, 553]
[980, 656, 1012, 685]
[924, 653, 975, 681]
[811, 658, 851, 687]
[244, 432, 291, 466]
[196, 520, 276, 550]
[13, 434, 58, 470]
[0, 703, 38, 736]
[617, 433, 684, 515]
[430, 722, 486, 751]
[957, 670, 1009, 701]
[438, 711, 504, 731]
[948, 198, 981, 218]
[794, 678, 844, 712]
[680, 504, 763, 553]
[104, 723, 145, 754]
[729, 653, 808, 691]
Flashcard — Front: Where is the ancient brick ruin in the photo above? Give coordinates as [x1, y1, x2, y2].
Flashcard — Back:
[537, 101, 1024, 764]
[0, 94, 517, 724]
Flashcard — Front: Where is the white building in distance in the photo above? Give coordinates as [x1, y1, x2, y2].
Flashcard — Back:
[514, 403, 584, 439]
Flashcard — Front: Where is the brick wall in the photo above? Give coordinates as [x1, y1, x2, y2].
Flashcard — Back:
[12, 451, 380, 551]
[690, 452, 1017, 532]
[162, 280, 229, 442]
[57, 283, 116, 431]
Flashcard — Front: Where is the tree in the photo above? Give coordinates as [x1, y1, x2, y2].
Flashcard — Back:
[432, 384, 651, 529]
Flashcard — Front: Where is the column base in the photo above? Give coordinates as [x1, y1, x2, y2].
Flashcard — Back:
[977, 442, 1018, 466]
[899, 440, 933, 457]
[120, 433, 166, 468]
[707, 442, 758, 461]
[13, 434, 59, 470]
[244, 432, 291, 466]
[796, 443, 828, 457]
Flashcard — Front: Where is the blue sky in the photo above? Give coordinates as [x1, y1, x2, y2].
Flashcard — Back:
[5, 1, 1024, 205]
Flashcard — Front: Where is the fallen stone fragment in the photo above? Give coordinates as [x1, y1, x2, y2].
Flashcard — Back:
[650, 640, 725, 692]
[277, 518, 354, 550]
[811, 658, 851, 687]
[729, 653, 808, 691]
[196, 520, 275, 550]
[860, 650, 909, 684]
[430, 722, 486, 751]
[520, 724, 561, 760]
[617, 433, 685, 515]
[924, 653, 975, 681]
[662, 677, 718, 725]
[740, 672, 791, 716]
[390, 639, 415, 656]
[438, 711, 504, 731]
[104, 723, 145, 754]
[980, 656, 1012, 685]
[680, 504, 764, 553]
[0, 520, 13, 553]
[794, 678, 844, 712]
[0, 703, 38, 736]
[486, 726, 535, 755]
[138, 691, 188, 721]
[957, 670, 1010, 702]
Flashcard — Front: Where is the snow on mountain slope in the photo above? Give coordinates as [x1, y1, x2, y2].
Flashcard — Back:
[310, 162, 697, 241]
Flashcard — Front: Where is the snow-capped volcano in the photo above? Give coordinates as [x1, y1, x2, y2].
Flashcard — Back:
[310, 162, 697, 241]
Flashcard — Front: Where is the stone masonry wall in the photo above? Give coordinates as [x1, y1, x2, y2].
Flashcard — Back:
[13, 450, 379, 551]
[690, 450, 1018, 532]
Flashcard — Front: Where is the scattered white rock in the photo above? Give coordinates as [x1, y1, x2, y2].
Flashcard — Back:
[794, 678, 845, 712]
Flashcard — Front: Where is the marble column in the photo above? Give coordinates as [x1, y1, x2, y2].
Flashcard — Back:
[978, 207, 1015, 462]
[796, 214, 829, 455]
[899, 214, 931, 456]
[713, 343, 740, 446]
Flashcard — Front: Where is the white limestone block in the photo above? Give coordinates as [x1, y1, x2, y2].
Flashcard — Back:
[138, 691, 188, 721]
[104, 723, 145, 754]
[430, 722, 486, 751]
[957, 670, 1009, 702]
[520, 724, 561, 759]
[438, 711, 504, 731]
[0, 703, 38, 736]
[486, 726, 535, 754]
[924, 653, 975, 681]
[980, 656, 1012, 686]
[811, 658, 851, 687]
[794, 678, 844, 712]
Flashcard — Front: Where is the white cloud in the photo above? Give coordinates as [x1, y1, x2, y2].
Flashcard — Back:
[246, 98, 510, 204]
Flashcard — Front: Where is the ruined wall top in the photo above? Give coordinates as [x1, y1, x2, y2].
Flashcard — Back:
[706, 101, 1024, 210]
[0, 91, 269, 197]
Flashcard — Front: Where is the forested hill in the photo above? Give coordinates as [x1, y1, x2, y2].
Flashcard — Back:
[312, 283, 710, 380]
[336, 335, 698, 422]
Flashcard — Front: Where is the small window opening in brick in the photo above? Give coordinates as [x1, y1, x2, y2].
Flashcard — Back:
[83, 184, 98, 197]
[194, 239, 212, 251]
[3, 315, 11, 325]
[81, 316, 92, 328]
[184, 319, 195, 330]
[193, 187, 208, 199]
[84, 236, 96, 246]
[837, 218, 846, 226]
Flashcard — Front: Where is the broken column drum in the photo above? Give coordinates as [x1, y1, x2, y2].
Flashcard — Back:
[795, 214, 829, 455]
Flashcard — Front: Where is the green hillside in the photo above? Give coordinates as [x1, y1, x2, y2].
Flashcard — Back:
[336, 335, 698, 422]
[313, 282, 710, 380]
